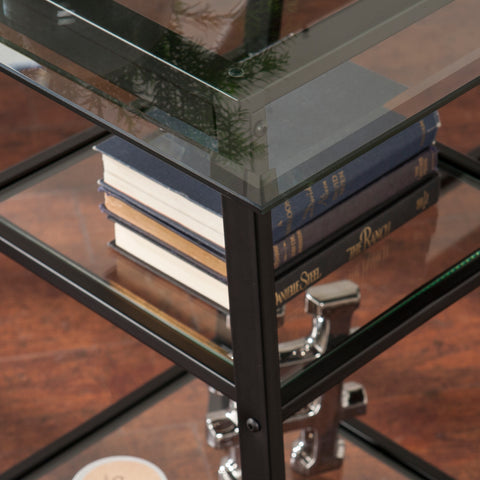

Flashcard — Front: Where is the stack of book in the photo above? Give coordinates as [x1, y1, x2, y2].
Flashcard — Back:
[95, 111, 441, 313]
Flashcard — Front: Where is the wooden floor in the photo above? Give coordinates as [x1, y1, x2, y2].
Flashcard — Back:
[0, 75, 478, 480]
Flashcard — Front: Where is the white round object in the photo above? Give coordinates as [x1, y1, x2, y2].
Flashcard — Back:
[72, 456, 168, 480]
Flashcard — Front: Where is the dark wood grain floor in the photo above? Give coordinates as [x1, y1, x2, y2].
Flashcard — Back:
[0, 74, 478, 480]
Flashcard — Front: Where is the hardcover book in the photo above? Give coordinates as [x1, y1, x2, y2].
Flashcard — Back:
[272, 146, 438, 268]
[100, 196, 227, 278]
[106, 256, 229, 344]
[95, 111, 440, 249]
[101, 146, 438, 273]
[110, 173, 440, 310]
[275, 172, 441, 305]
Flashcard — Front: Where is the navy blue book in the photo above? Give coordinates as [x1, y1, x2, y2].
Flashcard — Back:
[100, 146, 438, 272]
[107, 173, 440, 311]
[95, 111, 439, 247]
[272, 146, 438, 268]
[273, 172, 441, 306]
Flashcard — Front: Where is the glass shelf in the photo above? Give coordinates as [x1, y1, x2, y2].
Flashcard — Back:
[0, 141, 235, 395]
[0, 252, 174, 477]
[0, 0, 478, 209]
[18, 374, 425, 480]
[0, 138, 478, 392]
[353, 287, 480, 480]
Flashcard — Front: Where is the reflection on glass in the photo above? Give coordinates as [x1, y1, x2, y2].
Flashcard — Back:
[0, 68, 92, 173]
[0, 133, 478, 387]
[0, 1, 478, 207]
[350, 287, 480, 480]
[116, 0, 247, 56]
[277, 171, 480, 383]
[0, 146, 232, 364]
[29, 376, 410, 480]
[114, 0, 361, 57]
[0, 250, 173, 476]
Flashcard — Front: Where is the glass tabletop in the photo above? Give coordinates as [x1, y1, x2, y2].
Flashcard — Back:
[0, 0, 478, 209]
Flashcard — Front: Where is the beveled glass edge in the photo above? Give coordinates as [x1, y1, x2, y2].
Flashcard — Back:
[0, 215, 235, 394]
[260, 79, 480, 213]
[1, 1, 479, 211]
[2, 53, 478, 215]
[0, 60, 262, 211]
[45, 0, 452, 103]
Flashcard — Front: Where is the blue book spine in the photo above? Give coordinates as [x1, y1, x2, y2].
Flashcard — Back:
[270, 111, 440, 240]
[273, 146, 438, 268]
[95, 135, 223, 216]
[274, 173, 440, 306]
[96, 112, 440, 244]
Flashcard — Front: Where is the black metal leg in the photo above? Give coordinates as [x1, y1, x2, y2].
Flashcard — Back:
[222, 196, 285, 480]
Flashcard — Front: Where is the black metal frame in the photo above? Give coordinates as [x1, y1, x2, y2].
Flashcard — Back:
[281, 248, 480, 418]
[0, 218, 235, 395]
[340, 419, 456, 480]
[0, 126, 107, 193]
[0, 369, 459, 480]
[1, 142, 479, 479]
[0, 50, 478, 480]
[222, 196, 285, 479]
[438, 142, 480, 185]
